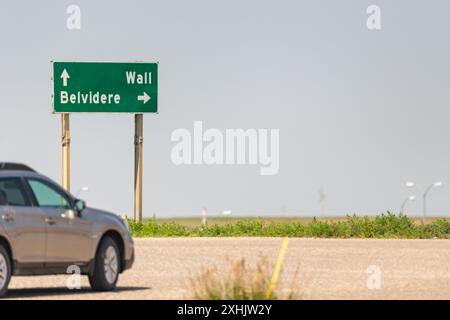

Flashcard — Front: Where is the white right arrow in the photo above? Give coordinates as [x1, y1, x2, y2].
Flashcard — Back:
[61, 69, 70, 87]
[137, 92, 151, 104]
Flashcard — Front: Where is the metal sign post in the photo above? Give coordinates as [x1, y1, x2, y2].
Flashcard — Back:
[134, 114, 143, 222]
[61, 113, 71, 192]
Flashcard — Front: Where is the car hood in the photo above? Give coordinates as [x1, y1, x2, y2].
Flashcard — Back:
[83, 207, 124, 225]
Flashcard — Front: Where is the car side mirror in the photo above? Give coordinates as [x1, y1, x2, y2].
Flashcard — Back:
[74, 199, 86, 214]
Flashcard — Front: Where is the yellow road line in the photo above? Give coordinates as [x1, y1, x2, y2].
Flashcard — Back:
[266, 237, 289, 300]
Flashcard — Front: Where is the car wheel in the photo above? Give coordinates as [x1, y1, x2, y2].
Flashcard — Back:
[0, 245, 11, 297]
[89, 236, 120, 291]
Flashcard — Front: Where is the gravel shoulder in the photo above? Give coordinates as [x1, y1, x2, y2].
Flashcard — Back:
[6, 238, 450, 300]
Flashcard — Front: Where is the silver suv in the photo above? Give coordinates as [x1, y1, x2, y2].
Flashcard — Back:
[0, 163, 134, 296]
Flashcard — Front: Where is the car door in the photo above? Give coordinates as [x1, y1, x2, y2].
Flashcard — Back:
[25, 178, 94, 264]
[0, 177, 46, 265]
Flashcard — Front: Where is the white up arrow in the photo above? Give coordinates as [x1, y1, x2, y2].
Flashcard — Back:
[137, 92, 151, 104]
[61, 69, 70, 87]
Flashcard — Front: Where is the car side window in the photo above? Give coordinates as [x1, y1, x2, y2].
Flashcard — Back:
[0, 178, 31, 207]
[27, 179, 71, 209]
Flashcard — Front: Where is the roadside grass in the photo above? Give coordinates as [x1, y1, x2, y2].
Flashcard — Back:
[129, 213, 450, 239]
[188, 256, 295, 300]
[150, 216, 347, 228]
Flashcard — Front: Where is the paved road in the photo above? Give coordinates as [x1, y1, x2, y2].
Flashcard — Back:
[6, 238, 450, 299]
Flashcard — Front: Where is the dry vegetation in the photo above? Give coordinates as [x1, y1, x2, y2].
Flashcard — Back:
[188, 256, 296, 300]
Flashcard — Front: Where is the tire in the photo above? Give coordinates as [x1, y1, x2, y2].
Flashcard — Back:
[89, 236, 120, 291]
[0, 244, 11, 297]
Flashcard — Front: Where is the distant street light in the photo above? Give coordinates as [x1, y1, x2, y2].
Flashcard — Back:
[405, 181, 416, 188]
[75, 186, 89, 198]
[422, 182, 442, 224]
[400, 195, 416, 214]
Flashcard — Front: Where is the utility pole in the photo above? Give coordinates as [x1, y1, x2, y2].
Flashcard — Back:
[318, 187, 326, 217]
[202, 207, 207, 226]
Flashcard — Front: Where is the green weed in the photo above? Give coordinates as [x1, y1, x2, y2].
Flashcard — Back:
[129, 213, 450, 239]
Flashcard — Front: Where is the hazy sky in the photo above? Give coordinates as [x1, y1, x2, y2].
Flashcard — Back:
[1, 0, 449, 217]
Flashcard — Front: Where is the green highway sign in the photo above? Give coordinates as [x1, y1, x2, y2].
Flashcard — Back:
[52, 62, 158, 113]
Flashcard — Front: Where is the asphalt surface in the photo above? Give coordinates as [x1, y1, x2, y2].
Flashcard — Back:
[6, 238, 450, 299]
